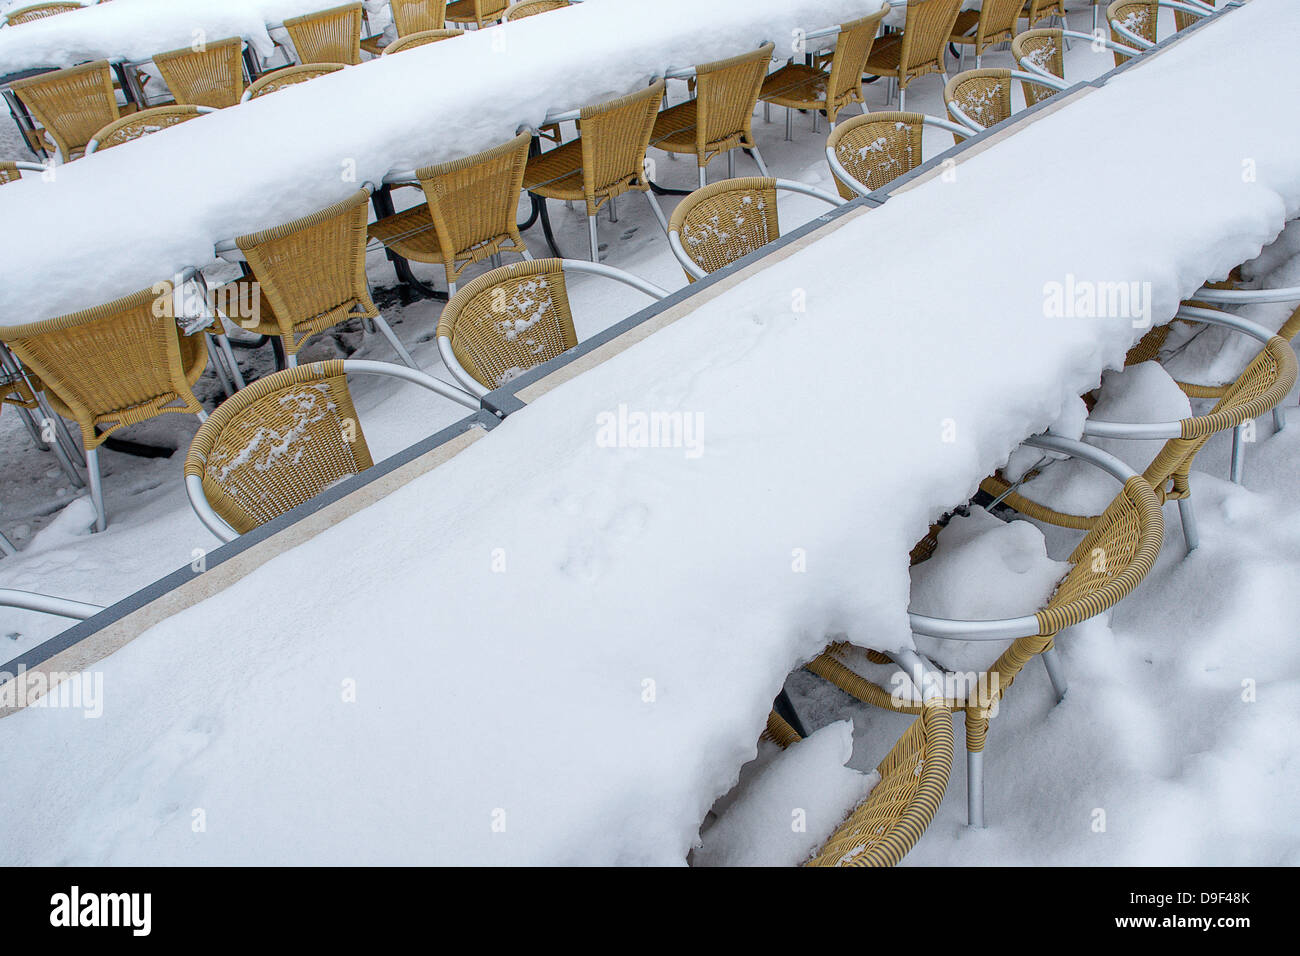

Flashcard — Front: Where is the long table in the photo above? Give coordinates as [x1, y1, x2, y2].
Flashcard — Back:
[1, 1, 1298, 865]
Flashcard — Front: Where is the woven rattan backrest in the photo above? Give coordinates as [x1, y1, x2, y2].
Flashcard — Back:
[947, 69, 1012, 131]
[463, 0, 509, 23]
[435, 259, 578, 390]
[3, 2, 80, 25]
[806, 704, 953, 867]
[414, 131, 530, 275]
[669, 177, 781, 277]
[825, 8, 889, 117]
[245, 63, 346, 99]
[184, 360, 373, 535]
[91, 105, 206, 151]
[391, 0, 446, 34]
[0, 162, 20, 185]
[284, 2, 363, 65]
[900, 0, 964, 74]
[235, 190, 376, 353]
[1012, 28, 1064, 106]
[692, 44, 772, 157]
[827, 111, 924, 198]
[11, 60, 120, 161]
[1108, 0, 1156, 62]
[153, 36, 246, 108]
[505, 0, 570, 20]
[0, 282, 200, 447]
[576, 80, 664, 214]
[382, 28, 462, 54]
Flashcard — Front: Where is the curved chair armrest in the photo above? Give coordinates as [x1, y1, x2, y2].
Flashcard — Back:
[0, 588, 103, 621]
[1192, 285, 1300, 305]
[949, 73, 1065, 134]
[825, 146, 871, 199]
[668, 232, 710, 281]
[8, 161, 48, 175]
[1109, 19, 1155, 50]
[773, 179, 846, 207]
[186, 473, 240, 542]
[1058, 29, 1143, 58]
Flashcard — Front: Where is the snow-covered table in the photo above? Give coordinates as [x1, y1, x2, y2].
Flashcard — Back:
[1, 0, 1298, 865]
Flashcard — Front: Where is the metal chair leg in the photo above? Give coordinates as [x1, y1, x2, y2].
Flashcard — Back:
[1041, 647, 1068, 703]
[784, 106, 792, 141]
[698, 165, 706, 189]
[0, 529, 17, 557]
[85, 445, 107, 533]
[31, 393, 86, 488]
[1230, 424, 1246, 484]
[643, 190, 670, 235]
[727, 149, 736, 178]
[588, 215, 600, 261]
[372, 314, 417, 369]
[15, 403, 49, 451]
[1274, 405, 1286, 433]
[608, 196, 618, 223]
[967, 749, 985, 828]
[204, 337, 234, 398]
[750, 145, 770, 177]
[1178, 495, 1200, 554]
[215, 334, 246, 390]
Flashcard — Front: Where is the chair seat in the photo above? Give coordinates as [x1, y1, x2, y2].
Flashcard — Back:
[759, 63, 829, 110]
[863, 33, 903, 76]
[650, 99, 701, 154]
[522, 138, 586, 201]
[949, 9, 981, 43]
[368, 204, 445, 263]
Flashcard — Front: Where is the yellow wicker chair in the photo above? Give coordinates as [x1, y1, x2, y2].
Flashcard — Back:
[9, 60, 127, 162]
[653, 44, 774, 189]
[505, 0, 570, 21]
[0, 2, 81, 26]
[1107, 0, 1158, 62]
[809, 435, 1164, 827]
[445, 0, 508, 28]
[759, 5, 890, 142]
[391, 0, 448, 34]
[85, 104, 212, 154]
[949, 0, 1025, 71]
[0, 281, 212, 531]
[284, 2, 364, 66]
[1011, 27, 1065, 107]
[824, 110, 972, 199]
[435, 258, 667, 397]
[1021, 0, 1068, 30]
[380, 28, 463, 54]
[369, 131, 531, 296]
[522, 81, 670, 262]
[241, 63, 347, 101]
[863, 0, 964, 112]
[944, 68, 1012, 138]
[152, 36, 247, 109]
[184, 359, 477, 541]
[983, 309, 1297, 553]
[667, 176, 843, 281]
[215, 189, 417, 370]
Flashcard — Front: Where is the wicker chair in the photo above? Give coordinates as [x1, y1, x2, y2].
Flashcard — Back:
[824, 110, 973, 199]
[522, 81, 670, 262]
[505, 0, 570, 21]
[152, 37, 247, 109]
[0, 2, 81, 26]
[1021, 0, 1068, 30]
[445, 0, 508, 28]
[0, 281, 213, 531]
[1011, 27, 1065, 106]
[653, 44, 774, 189]
[759, 5, 890, 142]
[214, 189, 417, 370]
[184, 359, 477, 541]
[949, 0, 1025, 71]
[808, 435, 1164, 827]
[1105, 0, 1210, 61]
[369, 131, 531, 297]
[9, 60, 126, 162]
[944, 69, 1013, 138]
[436, 258, 667, 397]
[241, 63, 347, 101]
[391, 0, 448, 34]
[85, 105, 213, 154]
[284, 2, 364, 66]
[862, 0, 964, 112]
[380, 28, 463, 54]
[668, 177, 843, 281]
[982, 309, 1297, 553]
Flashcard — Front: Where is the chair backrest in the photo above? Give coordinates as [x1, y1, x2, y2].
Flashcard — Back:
[381, 28, 462, 54]
[0, 281, 204, 447]
[691, 43, 773, 160]
[1108, 0, 1156, 62]
[436, 259, 578, 391]
[945, 69, 1013, 134]
[823, 7, 890, 120]
[88, 105, 208, 153]
[185, 360, 373, 535]
[284, 2, 363, 65]
[505, 0, 570, 21]
[1, 2, 81, 26]
[668, 177, 781, 278]
[1011, 28, 1065, 107]
[153, 36, 246, 109]
[899, 0, 964, 77]
[391, 0, 446, 35]
[412, 131, 530, 280]
[825, 111, 925, 198]
[576, 80, 664, 215]
[233, 190, 376, 354]
[806, 703, 953, 867]
[243, 62, 346, 100]
[972, 0, 1026, 50]
[10, 60, 120, 161]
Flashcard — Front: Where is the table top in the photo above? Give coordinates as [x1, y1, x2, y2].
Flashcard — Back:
[0, 0, 1297, 865]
